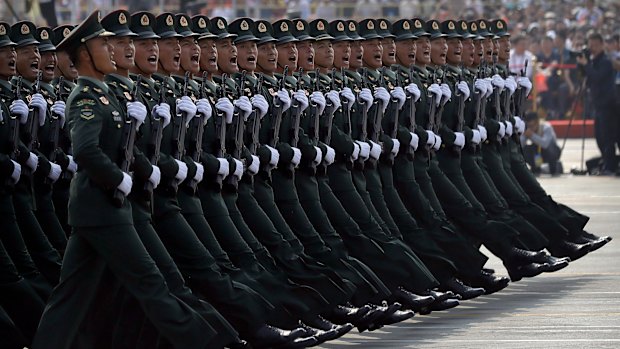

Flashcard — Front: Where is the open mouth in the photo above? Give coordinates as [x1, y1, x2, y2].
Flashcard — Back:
[408, 53, 416, 60]
[440, 52, 447, 59]
[268, 57, 276, 64]
[307, 55, 314, 64]
[288, 55, 297, 63]
[230, 56, 237, 65]
[30, 60, 39, 70]
[247, 55, 256, 63]
[147, 55, 157, 63]
[388, 51, 396, 58]
[374, 53, 381, 60]
[342, 55, 350, 64]
[44, 63, 55, 74]
[173, 54, 181, 64]
[8, 59, 16, 68]
[191, 54, 199, 63]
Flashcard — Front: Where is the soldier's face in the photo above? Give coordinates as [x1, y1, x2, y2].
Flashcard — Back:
[296, 40, 314, 70]
[332, 41, 351, 69]
[415, 36, 431, 65]
[395, 38, 416, 67]
[198, 38, 217, 74]
[180, 37, 200, 75]
[461, 38, 475, 67]
[85, 37, 116, 75]
[350, 41, 363, 70]
[313, 40, 333, 70]
[16, 44, 41, 81]
[498, 36, 510, 61]
[133, 38, 159, 75]
[362, 39, 382, 69]
[482, 38, 493, 61]
[381, 37, 396, 66]
[277, 42, 297, 72]
[0, 45, 17, 80]
[158, 37, 180, 74]
[109, 36, 135, 71]
[56, 51, 78, 80]
[257, 42, 277, 74]
[216, 38, 238, 74]
[492, 39, 499, 57]
[446, 38, 462, 65]
[473, 40, 483, 65]
[236, 41, 257, 72]
[430, 38, 447, 65]
[38, 51, 57, 82]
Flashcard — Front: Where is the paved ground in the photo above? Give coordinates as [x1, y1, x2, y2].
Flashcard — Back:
[320, 139, 620, 348]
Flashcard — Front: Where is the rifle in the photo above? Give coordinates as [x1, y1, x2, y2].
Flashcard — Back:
[247, 74, 263, 155]
[454, 67, 466, 152]
[267, 65, 288, 148]
[226, 71, 247, 187]
[340, 67, 352, 136]
[214, 74, 228, 185]
[168, 71, 190, 192]
[425, 69, 438, 152]
[289, 68, 304, 148]
[405, 65, 417, 157]
[369, 67, 386, 143]
[321, 68, 338, 146]
[491, 55, 502, 126]
[5, 77, 22, 186]
[112, 74, 142, 207]
[143, 78, 166, 210]
[515, 60, 528, 117]
[185, 72, 209, 194]
[26, 71, 43, 154]
[44, 77, 65, 185]
[307, 69, 321, 146]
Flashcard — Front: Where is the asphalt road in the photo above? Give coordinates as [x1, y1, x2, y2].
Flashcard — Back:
[320, 139, 620, 349]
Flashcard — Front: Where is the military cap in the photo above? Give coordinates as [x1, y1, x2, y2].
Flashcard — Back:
[476, 19, 493, 37]
[208, 17, 237, 40]
[328, 20, 350, 42]
[175, 13, 199, 38]
[411, 18, 430, 37]
[357, 19, 382, 40]
[468, 21, 483, 40]
[345, 20, 363, 41]
[229, 18, 259, 44]
[440, 20, 461, 39]
[391, 19, 417, 41]
[154, 13, 182, 39]
[291, 19, 312, 41]
[490, 19, 510, 37]
[9, 21, 39, 47]
[272, 19, 298, 44]
[191, 15, 216, 40]
[130, 12, 159, 40]
[252, 20, 277, 45]
[36, 27, 55, 52]
[52, 25, 74, 46]
[375, 19, 395, 39]
[56, 11, 114, 51]
[425, 20, 446, 40]
[0, 22, 16, 48]
[101, 10, 137, 38]
[308, 19, 333, 41]
[455, 20, 475, 40]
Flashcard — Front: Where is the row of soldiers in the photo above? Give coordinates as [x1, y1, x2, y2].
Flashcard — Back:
[0, 8, 613, 349]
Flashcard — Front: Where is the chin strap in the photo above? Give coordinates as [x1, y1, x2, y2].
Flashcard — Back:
[84, 42, 109, 78]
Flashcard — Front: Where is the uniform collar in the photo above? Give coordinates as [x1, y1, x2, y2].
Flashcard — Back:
[78, 76, 109, 94]
[106, 73, 135, 89]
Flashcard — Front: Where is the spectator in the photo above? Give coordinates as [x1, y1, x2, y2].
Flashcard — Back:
[576, 0, 603, 28]
[509, 35, 535, 78]
[521, 112, 563, 176]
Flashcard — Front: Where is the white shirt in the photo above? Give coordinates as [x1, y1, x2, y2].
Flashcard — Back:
[509, 50, 535, 79]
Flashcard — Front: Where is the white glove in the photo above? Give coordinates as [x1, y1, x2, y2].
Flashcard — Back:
[277, 89, 291, 112]
[10, 100, 29, 124]
[409, 132, 419, 151]
[517, 76, 533, 96]
[309, 91, 326, 115]
[406, 83, 421, 103]
[193, 162, 204, 183]
[196, 98, 212, 125]
[117, 172, 133, 196]
[149, 165, 161, 189]
[312, 146, 323, 165]
[391, 138, 401, 156]
[504, 76, 517, 96]
[127, 101, 147, 129]
[340, 87, 355, 111]
[266, 145, 280, 168]
[174, 159, 188, 182]
[491, 74, 505, 91]
[373, 87, 390, 113]
[428, 83, 442, 106]
[514, 116, 526, 134]
[474, 79, 486, 94]
[498, 122, 506, 138]
[10, 160, 21, 184]
[391, 86, 406, 110]
[425, 130, 436, 146]
[505, 121, 513, 136]
[356, 141, 370, 160]
[325, 90, 342, 110]
[477, 125, 488, 141]
[369, 140, 381, 160]
[217, 158, 230, 178]
[251, 94, 269, 119]
[176, 96, 198, 123]
[153, 103, 172, 128]
[292, 90, 309, 112]
[433, 135, 442, 150]
[29, 93, 47, 126]
[234, 96, 253, 121]
[26, 152, 38, 172]
[440, 83, 451, 105]
[47, 163, 61, 182]
[66, 155, 77, 173]
[457, 81, 470, 100]
[247, 155, 260, 175]
[484, 78, 494, 98]
[324, 145, 336, 165]
[216, 98, 234, 124]
[351, 142, 360, 160]
[232, 158, 244, 179]
[291, 147, 301, 167]
[471, 130, 481, 144]
[51, 101, 66, 128]
[454, 132, 465, 149]
[358, 88, 374, 112]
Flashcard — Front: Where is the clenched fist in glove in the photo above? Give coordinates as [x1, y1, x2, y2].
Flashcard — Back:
[309, 91, 326, 115]
[293, 90, 309, 112]
[30, 93, 47, 126]
[324, 145, 336, 165]
[340, 87, 355, 110]
[127, 101, 147, 129]
[369, 140, 381, 160]
[251, 94, 269, 119]
[234, 96, 253, 121]
[457, 81, 470, 100]
[453, 132, 465, 149]
[10, 99, 29, 124]
[325, 90, 342, 110]
[373, 87, 390, 113]
[276, 89, 291, 112]
[405, 83, 421, 103]
[196, 98, 212, 124]
[357, 88, 374, 112]
[391, 86, 406, 110]
[153, 103, 172, 128]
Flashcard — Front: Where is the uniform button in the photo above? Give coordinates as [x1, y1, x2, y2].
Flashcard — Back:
[117, 124, 121, 128]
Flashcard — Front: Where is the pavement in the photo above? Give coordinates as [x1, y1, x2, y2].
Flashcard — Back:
[319, 139, 620, 349]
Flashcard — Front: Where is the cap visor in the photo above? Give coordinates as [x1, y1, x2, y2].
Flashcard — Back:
[16, 38, 40, 47]
[38, 43, 56, 52]
[216, 33, 237, 40]
[0, 40, 17, 48]
[276, 36, 298, 44]
[178, 30, 200, 38]
[258, 36, 277, 45]
[113, 29, 138, 37]
[314, 34, 334, 41]
[293, 34, 312, 41]
[234, 34, 259, 44]
[331, 34, 351, 42]
[197, 33, 218, 40]
[361, 34, 382, 40]
[395, 33, 418, 41]
[136, 31, 160, 40]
